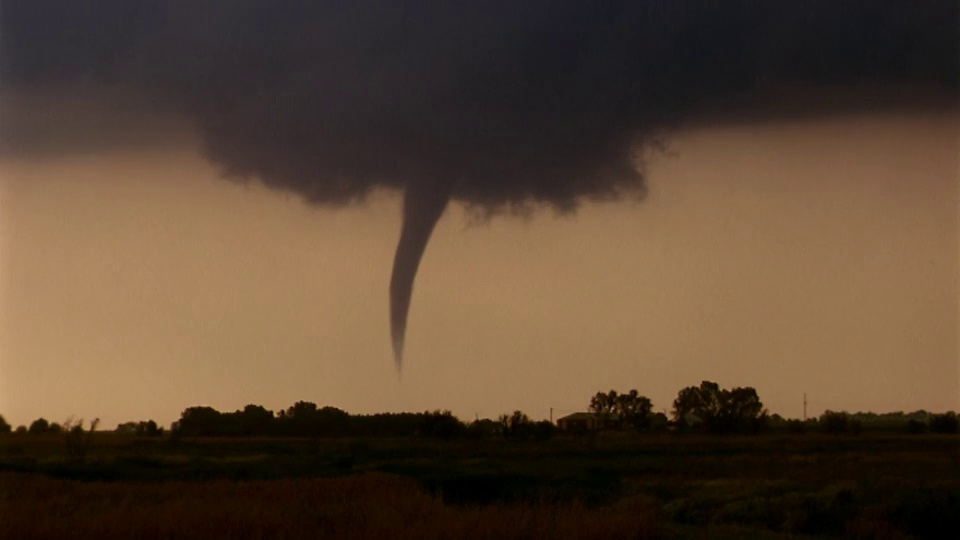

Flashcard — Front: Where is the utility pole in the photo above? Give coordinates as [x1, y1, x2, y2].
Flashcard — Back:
[550, 407, 553, 423]
[803, 393, 807, 421]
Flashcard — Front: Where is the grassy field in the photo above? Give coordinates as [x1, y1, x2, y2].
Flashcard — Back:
[1, 432, 957, 538]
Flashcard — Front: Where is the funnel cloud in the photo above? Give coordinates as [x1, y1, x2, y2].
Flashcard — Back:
[391, 181, 451, 366]
[2, 1, 956, 367]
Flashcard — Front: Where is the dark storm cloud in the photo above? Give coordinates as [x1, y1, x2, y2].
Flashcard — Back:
[5, 1, 955, 206]
[3, 0, 956, 365]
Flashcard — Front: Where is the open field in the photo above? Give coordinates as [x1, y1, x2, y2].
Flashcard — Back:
[1, 433, 957, 538]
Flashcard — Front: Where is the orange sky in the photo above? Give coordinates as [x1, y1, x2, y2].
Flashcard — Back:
[1, 112, 957, 429]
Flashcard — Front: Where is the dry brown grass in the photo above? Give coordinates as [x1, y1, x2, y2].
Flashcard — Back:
[0, 472, 660, 539]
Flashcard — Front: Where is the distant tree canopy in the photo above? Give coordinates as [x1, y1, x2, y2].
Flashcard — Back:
[820, 410, 859, 434]
[116, 420, 164, 436]
[418, 410, 467, 439]
[466, 418, 501, 439]
[812, 410, 951, 435]
[589, 391, 618, 422]
[498, 411, 553, 441]
[0, 415, 10, 434]
[588, 389, 654, 431]
[22, 418, 64, 434]
[672, 381, 767, 434]
[172, 402, 490, 439]
[162, 400, 947, 439]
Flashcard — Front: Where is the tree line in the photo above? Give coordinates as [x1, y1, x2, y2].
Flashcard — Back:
[1, 379, 958, 438]
[585, 381, 766, 434]
[585, 381, 959, 435]
[170, 402, 555, 440]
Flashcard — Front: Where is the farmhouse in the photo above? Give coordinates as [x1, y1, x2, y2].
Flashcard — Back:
[556, 412, 605, 432]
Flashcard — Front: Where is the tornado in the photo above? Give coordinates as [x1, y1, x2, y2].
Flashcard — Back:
[390, 183, 451, 368]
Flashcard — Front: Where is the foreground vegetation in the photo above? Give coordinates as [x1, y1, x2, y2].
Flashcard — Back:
[0, 471, 659, 540]
[1, 432, 957, 538]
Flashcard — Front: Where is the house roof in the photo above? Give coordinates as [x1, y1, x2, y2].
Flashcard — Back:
[557, 412, 595, 422]
[557, 412, 616, 422]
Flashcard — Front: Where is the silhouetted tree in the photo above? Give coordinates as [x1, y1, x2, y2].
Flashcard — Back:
[116, 422, 138, 434]
[136, 420, 163, 437]
[281, 401, 321, 436]
[28, 418, 50, 434]
[466, 418, 500, 439]
[820, 410, 860, 434]
[315, 406, 350, 436]
[15, 425, 27, 434]
[0, 415, 10, 434]
[672, 384, 712, 428]
[238, 405, 274, 436]
[287, 401, 319, 419]
[673, 381, 720, 427]
[116, 420, 163, 436]
[672, 381, 767, 433]
[499, 411, 534, 440]
[177, 406, 222, 436]
[418, 410, 466, 439]
[589, 390, 619, 428]
[719, 387, 766, 433]
[614, 390, 654, 431]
